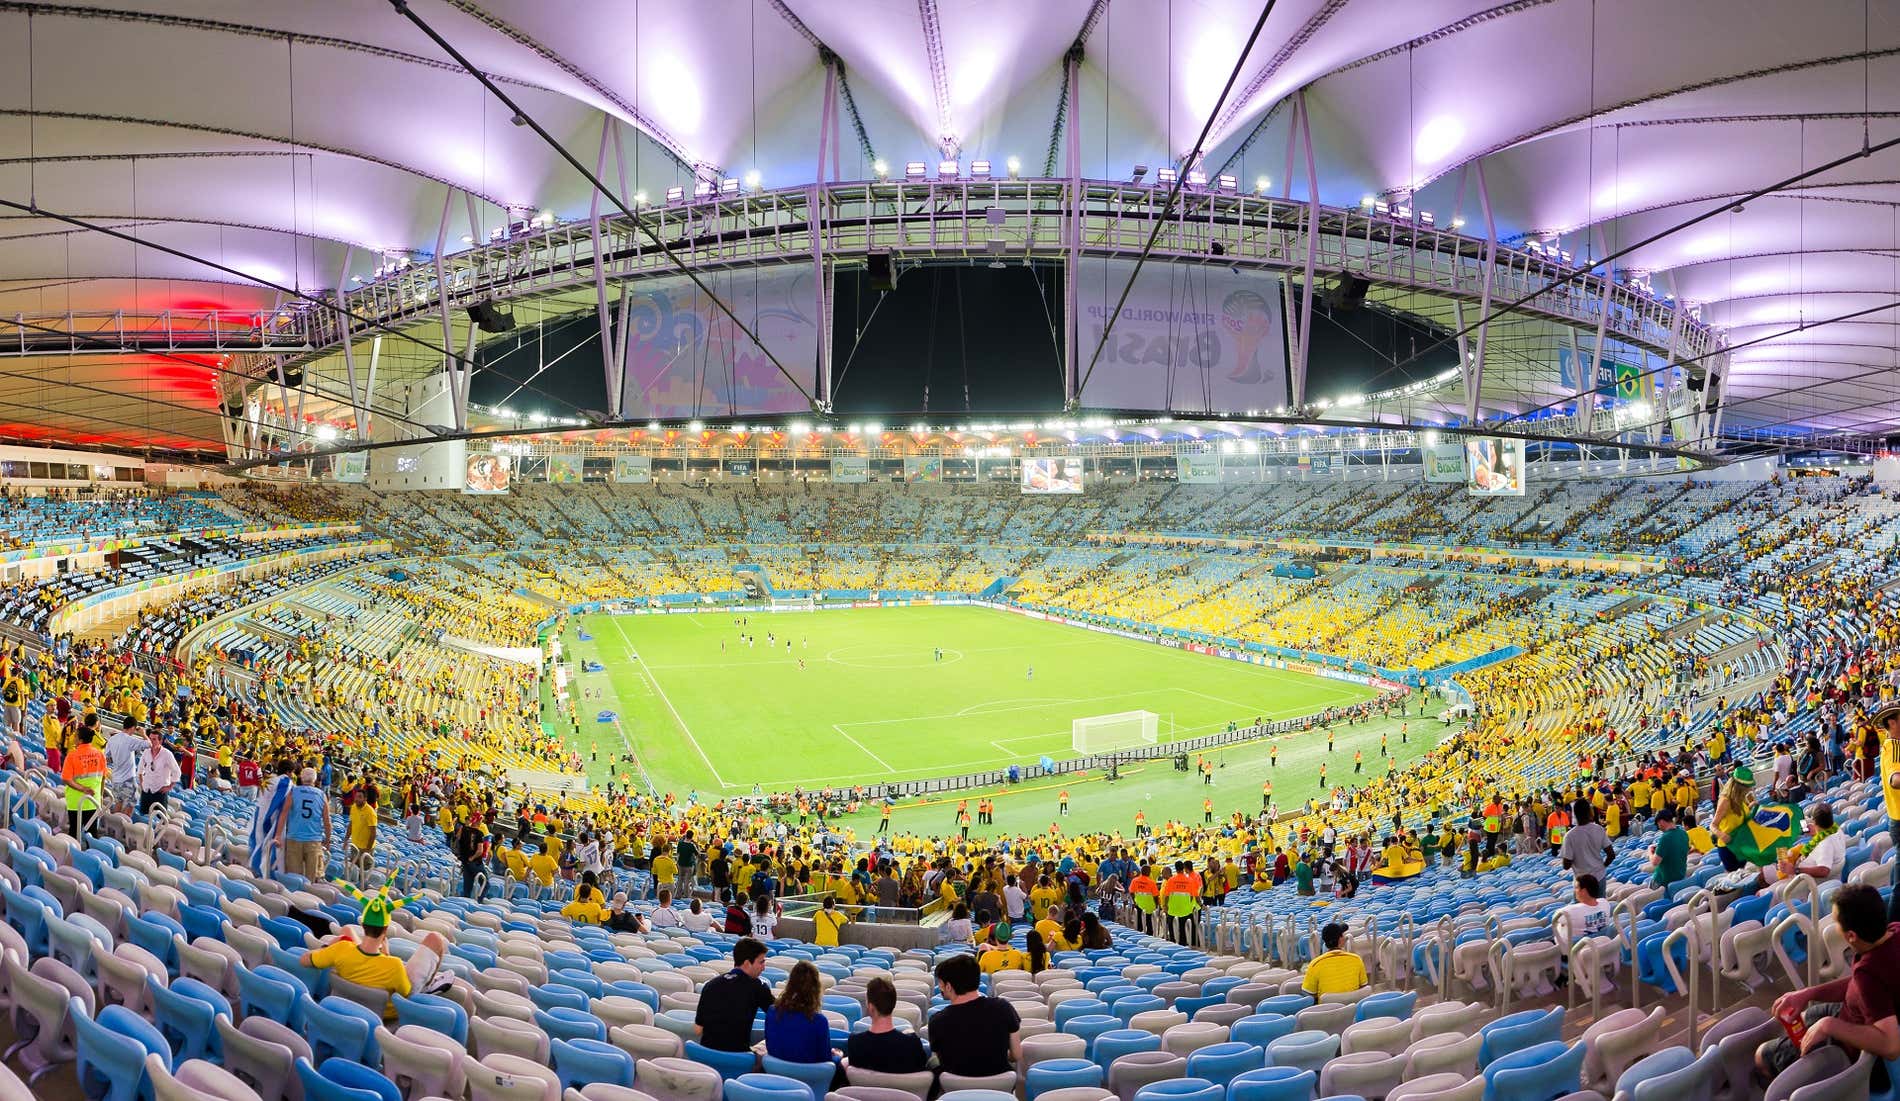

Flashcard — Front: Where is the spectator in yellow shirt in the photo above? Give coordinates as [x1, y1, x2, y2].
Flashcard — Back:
[812, 896, 848, 947]
[1301, 923, 1369, 996]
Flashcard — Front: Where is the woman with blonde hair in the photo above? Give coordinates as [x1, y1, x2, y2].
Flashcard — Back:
[764, 960, 836, 1064]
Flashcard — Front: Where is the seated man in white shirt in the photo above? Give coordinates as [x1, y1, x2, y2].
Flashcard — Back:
[647, 887, 684, 929]
[1757, 804, 1847, 887]
[1555, 874, 1615, 953]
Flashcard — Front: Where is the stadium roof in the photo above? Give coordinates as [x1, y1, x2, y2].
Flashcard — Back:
[1, 0, 1898, 455]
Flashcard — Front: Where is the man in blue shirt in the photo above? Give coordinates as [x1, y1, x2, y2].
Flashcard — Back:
[278, 768, 331, 881]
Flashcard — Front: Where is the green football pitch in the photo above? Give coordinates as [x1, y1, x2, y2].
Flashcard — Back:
[546, 605, 1391, 801]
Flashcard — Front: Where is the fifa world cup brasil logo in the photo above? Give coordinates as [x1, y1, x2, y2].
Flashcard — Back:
[1222, 289, 1275, 384]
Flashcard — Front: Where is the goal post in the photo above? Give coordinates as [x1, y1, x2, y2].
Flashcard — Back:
[1072, 710, 1160, 755]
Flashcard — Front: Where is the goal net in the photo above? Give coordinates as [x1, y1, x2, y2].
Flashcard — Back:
[1072, 710, 1160, 755]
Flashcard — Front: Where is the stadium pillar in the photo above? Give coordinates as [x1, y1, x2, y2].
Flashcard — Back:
[589, 116, 622, 421]
[1293, 90, 1320, 412]
[332, 245, 370, 444]
[813, 62, 840, 410]
[1064, 50, 1082, 408]
[1467, 162, 1496, 425]
[433, 187, 468, 433]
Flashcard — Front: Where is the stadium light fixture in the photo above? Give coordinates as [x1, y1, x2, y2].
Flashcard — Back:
[633, 191, 648, 207]
[789, 422, 810, 436]
[1360, 195, 1375, 208]
[1130, 164, 1148, 183]
[719, 177, 740, 195]
[1156, 167, 1178, 186]
[647, 421, 661, 431]
[1451, 215, 1466, 228]
[864, 421, 884, 435]
[460, 234, 474, 245]
[1425, 430, 1440, 445]
[970, 160, 991, 178]
[1255, 176, 1270, 194]
[873, 160, 890, 179]
[1187, 170, 1207, 188]
[693, 181, 714, 199]
[1419, 211, 1435, 225]
[665, 186, 685, 204]
[744, 170, 762, 191]
[315, 425, 339, 442]
[1242, 440, 1258, 455]
[905, 161, 927, 179]
[1006, 156, 1021, 178]
[938, 160, 960, 179]
[1216, 174, 1237, 192]
[688, 420, 704, 432]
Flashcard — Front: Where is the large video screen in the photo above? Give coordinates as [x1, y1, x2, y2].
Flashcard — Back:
[1075, 258, 1289, 415]
[1464, 437, 1525, 496]
[463, 453, 511, 495]
[1022, 457, 1084, 495]
[619, 263, 819, 418]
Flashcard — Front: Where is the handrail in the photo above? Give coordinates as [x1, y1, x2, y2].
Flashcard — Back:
[1, 771, 28, 832]
[1611, 897, 1641, 1012]
[1661, 890, 1710, 1048]
[1784, 873, 1822, 991]
[200, 820, 225, 866]
[1485, 937, 1512, 1014]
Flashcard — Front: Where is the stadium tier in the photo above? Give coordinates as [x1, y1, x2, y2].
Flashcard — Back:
[0, 469, 1881, 1101]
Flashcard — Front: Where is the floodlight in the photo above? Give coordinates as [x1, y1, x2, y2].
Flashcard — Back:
[1360, 195, 1375, 208]
[633, 191, 648, 206]
[743, 170, 762, 190]
[665, 186, 685, 204]
[1255, 176, 1270, 194]
[1187, 170, 1207, 187]
[1451, 215, 1466, 227]
[719, 177, 739, 195]
[1217, 174, 1237, 192]
[1374, 200, 1389, 214]
[1006, 155, 1021, 178]
[1419, 211, 1435, 225]
[693, 181, 713, 199]
[938, 160, 960, 178]
[873, 159, 889, 178]
[970, 160, 992, 178]
[904, 161, 927, 179]
[1156, 167, 1178, 185]
[1130, 164, 1149, 183]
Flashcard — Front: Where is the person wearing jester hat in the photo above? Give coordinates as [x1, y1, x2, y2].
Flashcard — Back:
[301, 882, 446, 1018]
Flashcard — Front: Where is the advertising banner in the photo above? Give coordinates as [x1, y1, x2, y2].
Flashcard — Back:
[463, 453, 511, 495]
[1022, 457, 1084, 494]
[1176, 454, 1221, 484]
[832, 456, 870, 483]
[1464, 436, 1526, 496]
[1309, 454, 1335, 475]
[331, 453, 367, 483]
[612, 455, 652, 483]
[1424, 441, 1465, 483]
[1076, 258, 1289, 414]
[620, 263, 819, 418]
[547, 453, 583, 484]
[903, 457, 942, 483]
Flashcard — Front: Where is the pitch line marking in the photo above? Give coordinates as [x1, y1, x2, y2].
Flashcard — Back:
[955, 697, 1079, 716]
[829, 723, 897, 772]
[607, 613, 730, 789]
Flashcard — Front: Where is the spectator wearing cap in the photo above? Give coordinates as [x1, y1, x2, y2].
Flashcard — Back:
[1301, 922, 1369, 995]
[1648, 807, 1689, 887]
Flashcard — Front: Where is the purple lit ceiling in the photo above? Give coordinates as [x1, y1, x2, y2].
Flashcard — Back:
[0, 0, 1898, 450]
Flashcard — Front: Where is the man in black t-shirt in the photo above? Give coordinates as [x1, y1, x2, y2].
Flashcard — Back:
[845, 977, 927, 1074]
[927, 954, 1021, 1079]
[694, 937, 773, 1052]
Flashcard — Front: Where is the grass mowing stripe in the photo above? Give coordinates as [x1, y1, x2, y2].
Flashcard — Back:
[557, 605, 1380, 795]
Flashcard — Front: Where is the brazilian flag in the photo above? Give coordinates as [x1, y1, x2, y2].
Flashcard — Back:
[1726, 803, 1801, 867]
[1615, 363, 1643, 401]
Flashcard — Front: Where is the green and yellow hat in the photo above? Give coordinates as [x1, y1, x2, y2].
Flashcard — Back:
[342, 884, 416, 930]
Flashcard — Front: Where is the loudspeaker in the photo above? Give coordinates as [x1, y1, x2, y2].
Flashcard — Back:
[1329, 273, 1369, 312]
[280, 366, 304, 388]
[220, 400, 243, 418]
[867, 251, 896, 292]
[1703, 370, 1722, 413]
[1685, 366, 1707, 392]
[465, 300, 517, 333]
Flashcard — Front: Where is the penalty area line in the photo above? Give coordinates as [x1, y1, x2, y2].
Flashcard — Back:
[831, 723, 896, 772]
